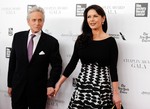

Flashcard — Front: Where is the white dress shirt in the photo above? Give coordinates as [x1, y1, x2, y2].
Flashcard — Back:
[27, 30, 41, 54]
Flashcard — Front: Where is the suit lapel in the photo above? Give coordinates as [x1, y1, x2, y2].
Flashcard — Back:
[23, 31, 30, 62]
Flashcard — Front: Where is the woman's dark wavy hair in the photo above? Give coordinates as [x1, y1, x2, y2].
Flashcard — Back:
[77, 5, 108, 46]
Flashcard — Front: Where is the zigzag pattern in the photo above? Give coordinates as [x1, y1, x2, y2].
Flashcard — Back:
[68, 62, 113, 109]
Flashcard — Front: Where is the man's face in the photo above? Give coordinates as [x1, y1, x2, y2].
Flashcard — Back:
[27, 11, 44, 33]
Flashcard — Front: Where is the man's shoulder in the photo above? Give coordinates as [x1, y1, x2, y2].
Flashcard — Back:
[42, 32, 58, 42]
[15, 30, 28, 35]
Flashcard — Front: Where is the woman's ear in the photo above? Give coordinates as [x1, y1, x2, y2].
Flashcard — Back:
[102, 16, 106, 24]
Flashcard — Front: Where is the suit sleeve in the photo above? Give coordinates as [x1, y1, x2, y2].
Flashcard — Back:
[47, 40, 62, 88]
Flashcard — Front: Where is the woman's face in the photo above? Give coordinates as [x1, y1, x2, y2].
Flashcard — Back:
[87, 9, 105, 30]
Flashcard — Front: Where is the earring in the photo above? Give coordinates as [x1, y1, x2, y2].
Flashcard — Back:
[102, 22, 104, 25]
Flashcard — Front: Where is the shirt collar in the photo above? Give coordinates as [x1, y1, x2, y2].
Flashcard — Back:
[29, 30, 42, 37]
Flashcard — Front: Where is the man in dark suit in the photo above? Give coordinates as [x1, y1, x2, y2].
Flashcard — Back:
[7, 6, 62, 109]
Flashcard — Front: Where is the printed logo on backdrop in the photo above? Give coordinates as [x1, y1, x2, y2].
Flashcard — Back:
[61, 31, 78, 42]
[6, 47, 11, 58]
[8, 28, 13, 36]
[66, 54, 72, 58]
[123, 59, 150, 69]
[44, 6, 68, 15]
[44, 29, 52, 35]
[46, 98, 64, 107]
[76, 4, 87, 16]
[72, 78, 77, 87]
[103, 5, 125, 14]
[0, 90, 10, 97]
[1, 7, 20, 14]
[141, 91, 150, 95]
[109, 32, 126, 40]
[27, 5, 36, 13]
[135, 3, 148, 17]
[140, 32, 150, 42]
[119, 84, 129, 94]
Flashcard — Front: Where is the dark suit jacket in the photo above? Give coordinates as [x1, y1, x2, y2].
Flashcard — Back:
[7, 30, 62, 103]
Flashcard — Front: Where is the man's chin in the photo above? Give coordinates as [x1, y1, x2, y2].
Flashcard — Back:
[33, 30, 40, 33]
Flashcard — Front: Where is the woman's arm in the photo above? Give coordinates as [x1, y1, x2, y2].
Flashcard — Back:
[112, 81, 121, 109]
[54, 75, 67, 96]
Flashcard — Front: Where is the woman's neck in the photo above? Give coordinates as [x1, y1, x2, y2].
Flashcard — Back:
[92, 29, 108, 40]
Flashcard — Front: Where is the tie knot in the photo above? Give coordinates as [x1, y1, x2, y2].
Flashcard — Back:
[31, 34, 36, 38]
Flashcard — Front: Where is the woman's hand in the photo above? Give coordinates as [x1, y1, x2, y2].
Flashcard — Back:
[113, 91, 122, 109]
[112, 82, 122, 109]
[54, 83, 61, 97]
[54, 75, 67, 96]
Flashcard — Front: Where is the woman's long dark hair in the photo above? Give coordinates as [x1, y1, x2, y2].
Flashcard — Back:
[76, 5, 108, 47]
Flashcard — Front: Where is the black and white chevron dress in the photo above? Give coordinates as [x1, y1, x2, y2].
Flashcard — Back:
[68, 62, 113, 109]
[63, 37, 118, 109]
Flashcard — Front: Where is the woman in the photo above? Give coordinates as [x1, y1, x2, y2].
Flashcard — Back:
[54, 4, 121, 109]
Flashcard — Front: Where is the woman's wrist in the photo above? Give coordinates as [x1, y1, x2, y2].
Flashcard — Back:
[113, 89, 119, 94]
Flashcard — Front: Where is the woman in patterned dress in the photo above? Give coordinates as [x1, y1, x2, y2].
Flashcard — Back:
[54, 4, 121, 109]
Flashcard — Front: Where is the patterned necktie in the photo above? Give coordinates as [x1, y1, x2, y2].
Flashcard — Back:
[27, 34, 35, 61]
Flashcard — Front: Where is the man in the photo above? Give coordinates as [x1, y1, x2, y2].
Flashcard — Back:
[7, 6, 62, 109]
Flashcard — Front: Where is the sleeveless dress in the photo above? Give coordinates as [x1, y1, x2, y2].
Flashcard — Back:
[63, 37, 118, 109]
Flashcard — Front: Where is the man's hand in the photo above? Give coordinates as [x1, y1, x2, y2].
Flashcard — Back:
[8, 87, 12, 97]
[47, 87, 55, 99]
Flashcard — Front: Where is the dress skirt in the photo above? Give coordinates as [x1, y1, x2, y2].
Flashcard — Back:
[68, 62, 113, 109]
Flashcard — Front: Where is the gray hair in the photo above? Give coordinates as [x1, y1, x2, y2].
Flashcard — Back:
[27, 6, 45, 21]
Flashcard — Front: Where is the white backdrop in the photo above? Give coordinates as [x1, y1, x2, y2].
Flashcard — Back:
[0, 0, 150, 109]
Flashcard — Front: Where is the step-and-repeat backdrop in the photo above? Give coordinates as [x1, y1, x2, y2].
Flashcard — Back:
[0, 0, 150, 109]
